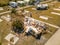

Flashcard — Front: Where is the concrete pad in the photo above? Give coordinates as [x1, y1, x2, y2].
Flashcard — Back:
[32, 8, 36, 10]
[5, 33, 19, 45]
[17, 1, 25, 4]
[53, 8, 60, 11]
[0, 7, 3, 11]
[24, 10, 29, 13]
[1, 15, 11, 22]
[0, 19, 3, 22]
[51, 12, 60, 16]
[5, 33, 15, 41]
[39, 16, 48, 20]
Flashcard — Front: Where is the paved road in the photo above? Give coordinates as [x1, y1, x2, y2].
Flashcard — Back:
[45, 28, 60, 45]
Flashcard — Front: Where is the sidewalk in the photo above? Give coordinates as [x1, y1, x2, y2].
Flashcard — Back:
[45, 28, 60, 45]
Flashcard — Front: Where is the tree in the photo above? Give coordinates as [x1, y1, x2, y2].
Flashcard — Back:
[12, 19, 24, 34]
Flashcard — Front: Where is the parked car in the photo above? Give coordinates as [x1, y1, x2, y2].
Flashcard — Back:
[9, 2, 18, 8]
[36, 4, 48, 10]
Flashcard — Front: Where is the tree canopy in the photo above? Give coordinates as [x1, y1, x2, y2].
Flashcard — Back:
[12, 19, 24, 34]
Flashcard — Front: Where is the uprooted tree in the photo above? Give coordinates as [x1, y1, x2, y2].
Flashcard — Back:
[12, 19, 24, 34]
